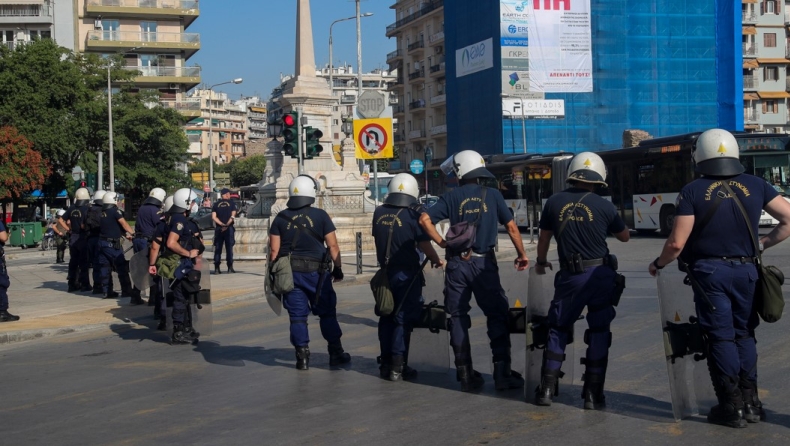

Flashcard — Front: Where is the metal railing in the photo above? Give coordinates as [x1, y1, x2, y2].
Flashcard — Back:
[386, 49, 402, 61]
[430, 124, 447, 136]
[744, 109, 758, 122]
[394, 134, 405, 143]
[743, 44, 756, 57]
[430, 62, 445, 74]
[160, 98, 200, 112]
[742, 12, 757, 22]
[341, 95, 356, 104]
[386, 0, 444, 35]
[393, 105, 405, 114]
[249, 112, 267, 119]
[744, 76, 757, 89]
[407, 40, 424, 52]
[430, 94, 446, 105]
[133, 66, 200, 77]
[0, 5, 51, 17]
[408, 69, 425, 81]
[409, 99, 426, 110]
[86, 30, 200, 44]
[429, 31, 445, 45]
[86, 0, 199, 9]
[408, 129, 426, 139]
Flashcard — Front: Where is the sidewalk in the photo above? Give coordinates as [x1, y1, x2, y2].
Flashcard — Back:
[0, 234, 538, 345]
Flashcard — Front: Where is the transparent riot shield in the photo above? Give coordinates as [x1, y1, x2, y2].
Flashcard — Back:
[123, 239, 135, 261]
[129, 250, 153, 290]
[495, 259, 528, 378]
[264, 260, 283, 316]
[657, 268, 716, 421]
[525, 267, 574, 401]
[191, 255, 213, 337]
[408, 265, 450, 374]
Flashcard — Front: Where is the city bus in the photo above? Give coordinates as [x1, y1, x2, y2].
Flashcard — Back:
[483, 132, 790, 234]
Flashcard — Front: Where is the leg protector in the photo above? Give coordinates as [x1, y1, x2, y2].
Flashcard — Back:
[536, 367, 561, 406]
[295, 346, 310, 370]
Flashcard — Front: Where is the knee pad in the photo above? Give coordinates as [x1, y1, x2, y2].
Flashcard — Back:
[584, 327, 612, 348]
[290, 318, 308, 326]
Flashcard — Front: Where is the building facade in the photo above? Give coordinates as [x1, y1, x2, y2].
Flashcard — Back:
[0, 0, 74, 50]
[184, 89, 248, 164]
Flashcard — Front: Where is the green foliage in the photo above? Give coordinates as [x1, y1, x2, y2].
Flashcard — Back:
[0, 126, 51, 200]
[230, 155, 266, 187]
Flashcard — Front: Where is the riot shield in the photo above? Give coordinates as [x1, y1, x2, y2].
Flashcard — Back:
[657, 268, 716, 421]
[129, 250, 153, 290]
[264, 260, 283, 316]
[525, 267, 574, 401]
[123, 239, 134, 261]
[407, 265, 450, 374]
[191, 255, 213, 337]
[495, 259, 528, 378]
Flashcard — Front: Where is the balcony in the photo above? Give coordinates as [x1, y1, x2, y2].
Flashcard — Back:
[408, 129, 427, 140]
[429, 31, 444, 45]
[430, 124, 447, 136]
[86, 30, 200, 58]
[386, 49, 402, 63]
[132, 65, 200, 87]
[394, 133, 405, 143]
[744, 108, 758, 123]
[86, 0, 199, 26]
[430, 94, 446, 106]
[409, 99, 426, 111]
[160, 98, 200, 117]
[786, 12, 790, 24]
[249, 112, 267, 119]
[388, 77, 404, 90]
[408, 69, 425, 82]
[340, 95, 356, 104]
[393, 105, 405, 115]
[787, 77, 790, 91]
[744, 76, 757, 90]
[407, 40, 424, 53]
[742, 12, 757, 23]
[429, 62, 445, 76]
[386, 0, 444, 37]
[389, 96, 399, 105]
[0, 4, 52, 20]
[249, 122, 267, 131]
[249, 131, 267, 139]
[743, 44, 756, 57]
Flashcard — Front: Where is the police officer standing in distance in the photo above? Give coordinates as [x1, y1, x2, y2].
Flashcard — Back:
[134, 187, 166, 303]
[61, 188, 92, 292]
[51, 209, 68, 264]
[86, 190, 114, 295]
[373, 174, 443, 381]
[534, 152, 630, 409]
[649, 129, 790, 427]
[419, 150, 529, 392]
[98, 192, 141, 304]
[0, 222, 19, 322]
[212, 188, 237, 274]
[269, 175, 350, 370]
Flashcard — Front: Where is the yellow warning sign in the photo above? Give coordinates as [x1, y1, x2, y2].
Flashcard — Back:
[354, 118, 393, 160]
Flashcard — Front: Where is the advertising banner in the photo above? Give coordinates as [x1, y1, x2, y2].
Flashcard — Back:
[455, 38, 494, 78]
[500, 1, 539, 98]
[502, 98, 566, 119]
[527, 0, 593, 92]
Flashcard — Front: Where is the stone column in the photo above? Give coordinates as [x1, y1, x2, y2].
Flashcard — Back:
[295, 0, 316, 78]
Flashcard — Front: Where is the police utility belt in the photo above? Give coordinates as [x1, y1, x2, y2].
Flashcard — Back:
[134, 232, 153, 242]
[290, 255, 331, 273]
[446, 249, 494, 260]
[101, 237, 123, 249]
[560, 253, 617, 274]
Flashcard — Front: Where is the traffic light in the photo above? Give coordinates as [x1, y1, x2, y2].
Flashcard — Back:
[304, 127, 323, 159]
[281, 111, 299, 158]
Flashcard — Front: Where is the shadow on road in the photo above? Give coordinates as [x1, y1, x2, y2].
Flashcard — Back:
[335, 313, 378, 328]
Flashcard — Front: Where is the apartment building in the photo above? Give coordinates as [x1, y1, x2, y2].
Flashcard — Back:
[742, 1, 790, 133]
[386, 0, 445, 189]
[234, 96, 268, 141]
[76, 0, 201, 117]
[184, 89, 247, 164]
[0, 0, 74, 49]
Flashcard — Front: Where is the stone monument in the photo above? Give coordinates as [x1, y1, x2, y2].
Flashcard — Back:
[237, 0, 370, 256]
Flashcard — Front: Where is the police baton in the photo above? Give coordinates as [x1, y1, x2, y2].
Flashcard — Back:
[392, 259, 431, 316]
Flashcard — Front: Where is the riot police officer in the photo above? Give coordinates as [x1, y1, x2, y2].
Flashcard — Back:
[134, 187, 166, 302]
[0, 222, 19, 322]
[419, 150, 529, 392]
[534, 152, 630, 409]
[148, 195, 174, 330]
[212, 188, 237, 274]
[166, 188, 203, 344]
[268, 175, 350, 370]
[373, 174, 443, 381]
[98, 192, 140, 303]
[649, 129, 790, 427]
[87, 190, 114, 296]
[62, 187, 92, 292]
[51, 209, 68, 264]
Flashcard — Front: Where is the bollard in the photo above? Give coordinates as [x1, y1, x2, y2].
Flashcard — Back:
[356, 232, 363, 275]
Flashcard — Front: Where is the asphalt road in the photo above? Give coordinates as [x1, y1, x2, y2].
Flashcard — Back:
[2, 234, 790, 445]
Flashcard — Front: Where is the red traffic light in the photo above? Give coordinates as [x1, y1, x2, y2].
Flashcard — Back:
[80, 181, 87, 187]
[282, 114, 296, 127]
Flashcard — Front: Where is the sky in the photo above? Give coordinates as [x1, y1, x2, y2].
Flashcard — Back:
[189, 0, 396, 100]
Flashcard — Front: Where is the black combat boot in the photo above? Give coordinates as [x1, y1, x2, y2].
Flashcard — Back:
[740, 380, 766, 423]
[378, 355, 392, 379]
[328, 342, 351, 366]
[456, 363, 484, 392]
[582, 373, 607, 410]
[0, 310, 20, 322]
[536, 369, 561, 406]
[214, 265, 221, 275]
[494, 360, 525, 391]
[80, 284, 93, 292]
[156, 318, 167, 331]
[295, 346, 310, 370]
[227, 263, 236, 273]
[56, 252, 64, 264]
[171, 324, 193, 345]
[102, 291, 119, 299]
[401, 331, 418, 381]
[129, 291, 145, 306]
[67, 282, 78, 293]
[390, 355, 405, 382]
[708, 389, 747, 428]
[92, 286, 103, 295]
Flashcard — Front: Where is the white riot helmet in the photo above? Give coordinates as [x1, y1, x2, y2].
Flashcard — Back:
[102, 191, 118, 209]
[567, 152, 608, 187]
[384, 173, 419, 207]
[287, 175, 318, 209]
[93, 189, 106, 205]
[56, 209, 66, 217]
[439, 150, 494, 181]
[162, 195, 174, 213]
[693, 128, 744, 176]
[171, 188, 197, 214]
[144, 187, 166, 206]
[75, 187, 91, 206]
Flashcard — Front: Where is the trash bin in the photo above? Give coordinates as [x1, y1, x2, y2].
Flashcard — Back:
[7, 222, 42, 248]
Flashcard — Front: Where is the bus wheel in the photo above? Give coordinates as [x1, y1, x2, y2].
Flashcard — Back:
[659, 206, 675, 236]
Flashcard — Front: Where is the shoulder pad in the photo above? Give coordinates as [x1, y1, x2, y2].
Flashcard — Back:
[408, 202, 426, 214]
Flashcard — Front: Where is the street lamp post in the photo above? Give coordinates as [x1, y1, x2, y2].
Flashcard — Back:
[106, 46, 138, 192]
[207, 78, 243, 196]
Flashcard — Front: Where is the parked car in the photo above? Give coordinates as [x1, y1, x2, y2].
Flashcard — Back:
[190, 207, 214, 231]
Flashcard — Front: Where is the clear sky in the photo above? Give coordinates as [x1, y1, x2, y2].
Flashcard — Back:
[189, 0, 395, 100]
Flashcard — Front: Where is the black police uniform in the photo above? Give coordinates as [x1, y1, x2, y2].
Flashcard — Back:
[212, 199, 237, 271]
[538, 187, 626, 403]
[98, 205, 136, 299]
[150, 216, 170, 324]
[87, 201, 113, 294]
[65, 203, 91, 291]
[167, 213, 202, 343]
[0, 221, 19, 321]
[133, 202, 162, 299]
[372, 203, 429, 379]
[426, 183, 515, 368]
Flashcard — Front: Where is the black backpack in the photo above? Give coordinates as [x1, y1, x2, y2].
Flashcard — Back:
[85, 206, 102, 232]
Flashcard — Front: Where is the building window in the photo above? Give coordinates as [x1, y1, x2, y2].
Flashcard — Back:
[763, 100, 778, 114]
[763, 1, 776, 14]
[764, 33, 776, 47]
[764, 66, 779, 81]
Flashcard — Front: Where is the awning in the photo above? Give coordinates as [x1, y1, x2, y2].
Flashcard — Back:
[744, 93, 759, 101]
[3, 0, 44, 4]
[743, 26, 757, 35]
[758, 91, 790, 99]
[743, 0, 757, 3]
[743, 59, 759, 69]
[757, 58, 790, 64]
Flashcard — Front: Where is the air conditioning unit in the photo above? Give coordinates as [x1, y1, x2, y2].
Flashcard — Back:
[775, 127, 784, 134]
[169, 83, 180, 90]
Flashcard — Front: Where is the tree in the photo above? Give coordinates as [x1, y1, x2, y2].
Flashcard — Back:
[0, 126, 51, 200]
[230, 155, 266, 187]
